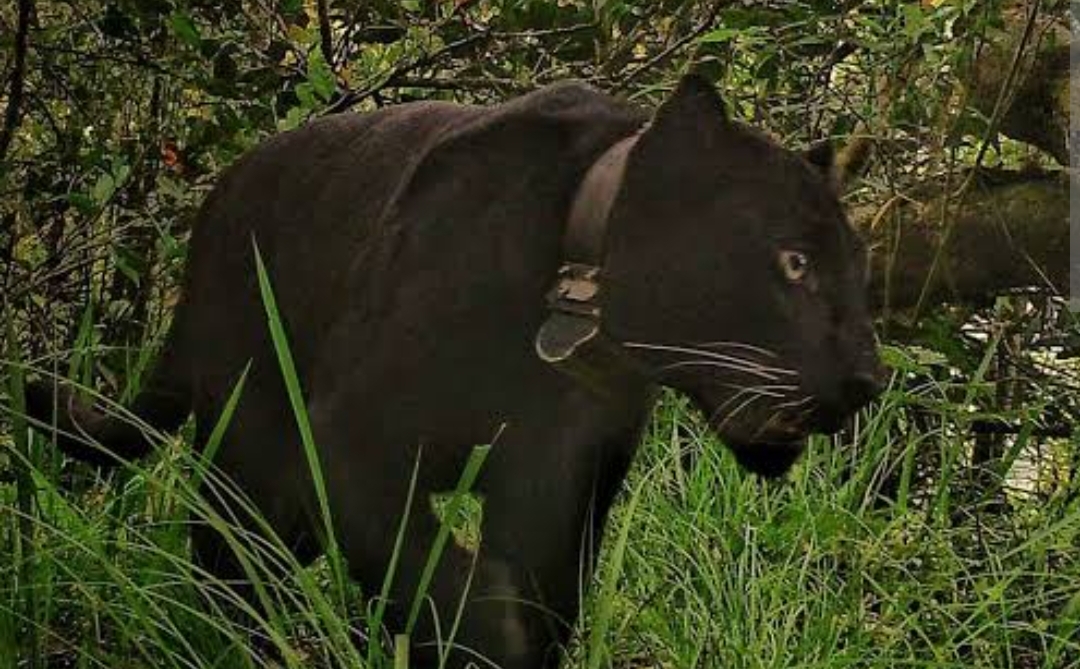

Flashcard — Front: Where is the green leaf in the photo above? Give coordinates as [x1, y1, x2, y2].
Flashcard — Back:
[91, 173, 116, 205]
[155, 174, 187, 202]
[280, 106, 306, 131]
[112, 159, 131, 186]
[66, 192, 95, 214]
[306, 50, 335, 102]
[168, 11, 201, 48]
[902, 4, 927, 40]
[112, 245, 143, 287]
[719, 7, 782, 29]
[698, 27, 741, 44]
[294, 82, 316, 109]
[879, 344, 948, 374]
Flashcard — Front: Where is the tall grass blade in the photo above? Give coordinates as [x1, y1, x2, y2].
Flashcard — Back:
[933, 329, 1003, 523]
[193, 361, 251, 486]
[6, 310, 41, 669]
[394, 633, 410, 669]
[586, 468, 651, 669]
[251, 240, 348, 603]
[368, 451, 422, 668]
[406, 443, 491, 634]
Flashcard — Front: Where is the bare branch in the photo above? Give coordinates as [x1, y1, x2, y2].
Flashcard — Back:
[861, 169, 1069, 315]
[323, 31, 491, 114]
[316, 0, 334, 68]
[0, 0, 33, 163]
[618, 0, 725, 88]
[391, 75, 535, 94]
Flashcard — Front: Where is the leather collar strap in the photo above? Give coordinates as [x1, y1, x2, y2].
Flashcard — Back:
[535, 129, 647, 394]
[564, 133, 640, 266]
[543, 131, 642, 322]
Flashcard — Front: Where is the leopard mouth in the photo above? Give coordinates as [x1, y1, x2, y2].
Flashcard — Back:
[673, 389, 811, 477]
[725, 438, 808, 478]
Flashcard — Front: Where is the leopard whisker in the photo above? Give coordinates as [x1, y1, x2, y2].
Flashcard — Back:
[694, 341, 780, 360]
[658, 359, 793, 382]
[751, 397, 818, 441]
[711, 391, 768, 434]
[752, 419, 780, 442]
[710, 384, 795, 427]
[748, 400, 814, 442]
[718, 382, 799, 398]
[773, 395, 816, 412]
[623, 342, 799, 378]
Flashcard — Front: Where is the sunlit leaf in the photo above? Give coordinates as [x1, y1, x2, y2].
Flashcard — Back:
[307, 50, 335, 102]
[91, 173, 116, 205]
[699, 27, 741, 44]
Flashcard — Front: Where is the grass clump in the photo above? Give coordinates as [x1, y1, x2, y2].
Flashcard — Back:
[1, 326, 1077, 667]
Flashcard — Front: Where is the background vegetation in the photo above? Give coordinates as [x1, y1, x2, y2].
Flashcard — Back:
[1, 0, 1076, 667]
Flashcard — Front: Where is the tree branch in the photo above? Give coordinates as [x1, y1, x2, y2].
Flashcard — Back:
[315, 0, 334, 68]
[323, 31, 491, 114]
[967, 1, 1068, 164]
[860, 169, 1069, 315]
[0, 0, 33, 163]
[391, 75, 534, 94]
[618, 0, 725, 87]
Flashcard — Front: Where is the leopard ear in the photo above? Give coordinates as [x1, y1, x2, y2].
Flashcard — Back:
[804, 137, 873, 192]
[647, 73, 730, 144]
[833, 136, 873, 188]
[804, 140, 835, 174]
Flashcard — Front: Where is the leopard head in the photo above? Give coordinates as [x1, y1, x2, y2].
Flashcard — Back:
[602, 75, 883, 477]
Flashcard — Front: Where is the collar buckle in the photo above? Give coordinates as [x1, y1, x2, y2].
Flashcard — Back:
[546, 263, 601, 318]
[535, 128, 649, 394]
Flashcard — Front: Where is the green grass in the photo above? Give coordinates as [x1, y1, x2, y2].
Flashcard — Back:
[2, 310, 1078, 668]
[582, 392, 1080, 669]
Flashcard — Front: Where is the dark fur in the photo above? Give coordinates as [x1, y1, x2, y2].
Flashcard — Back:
[27, 76, 881, 668]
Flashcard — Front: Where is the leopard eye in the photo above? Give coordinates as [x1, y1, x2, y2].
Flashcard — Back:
[779, 250, 810, 283]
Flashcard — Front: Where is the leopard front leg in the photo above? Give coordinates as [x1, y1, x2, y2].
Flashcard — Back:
[463, 397, 647, 669]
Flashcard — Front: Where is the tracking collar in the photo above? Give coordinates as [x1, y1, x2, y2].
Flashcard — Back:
[534, 128, 648, 393]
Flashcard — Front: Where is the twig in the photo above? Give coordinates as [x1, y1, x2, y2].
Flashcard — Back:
[0, 0, 33, 163]
[619, 0, 726, 87]
[492, 22, 596, 39]
[808, 40, 859, 136]
[912, 0, 1042, 320]
[323, 31, 491, 114]
[391, 75, 535, 94]
[597, 2, 673, 80]
[332, 2, 375, 65]
[33, 43, 185, 79]
[315, 0, 334, 67]
[965, 0, 1043, 178]
[328, 19, 593, 104]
